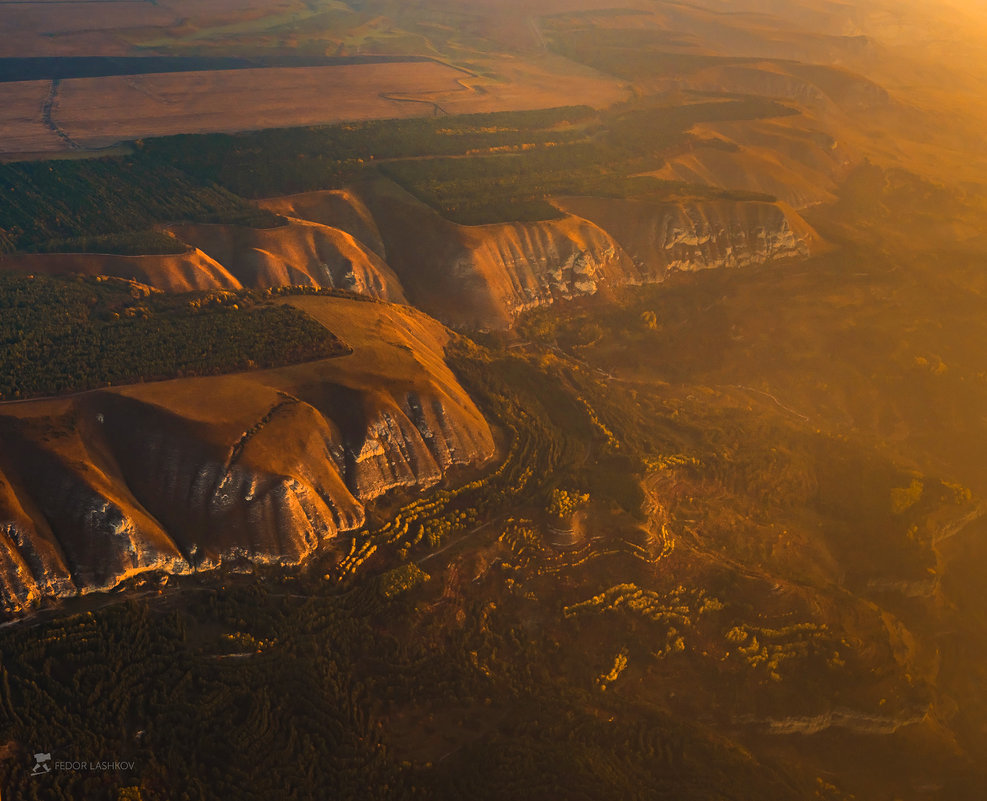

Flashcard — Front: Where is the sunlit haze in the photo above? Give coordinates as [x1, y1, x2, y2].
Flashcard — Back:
[0, 1, 985, 799]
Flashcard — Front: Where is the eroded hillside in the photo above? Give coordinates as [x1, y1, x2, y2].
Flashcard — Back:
[1, 1, 987, 799]
[0, 297, 494, 614]
[1, 176, 819, 330]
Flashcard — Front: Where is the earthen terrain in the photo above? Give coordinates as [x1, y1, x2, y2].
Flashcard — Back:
[0, 295, 494, 613]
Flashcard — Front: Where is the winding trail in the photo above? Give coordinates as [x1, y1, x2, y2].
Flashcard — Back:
[726, 384, 811, 422]
[417, 519, 496, 566]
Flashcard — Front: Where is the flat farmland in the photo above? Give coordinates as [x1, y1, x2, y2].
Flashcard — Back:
[0, 80, 65, 155]
[0, 0, 632, 158]
[59, 62, 469, 149]
[0, 61, 465, 157]
[0, 58, 628, 157]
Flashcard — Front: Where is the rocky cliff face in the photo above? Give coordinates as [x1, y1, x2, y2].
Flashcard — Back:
[553, 196, 819, 280]
[331, 178, 819, 328]
[0, 184, 819, 613]
[0, 215, 406, 300]
[266, 183, 634, 328]
[330, 178, 632, 329]
[168, 219, 407, 302]
[0, 297, 494, 615]
[0, 178, 819, 330]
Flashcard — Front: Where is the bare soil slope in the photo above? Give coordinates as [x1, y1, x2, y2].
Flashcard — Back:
[168, 219, 406, 301]
[257, 189, 388, 258]
[309, 178, 821, 329]
[650, 116, 855, 208]
[0, 296, 494, 614]
[0, 247, 241, 293]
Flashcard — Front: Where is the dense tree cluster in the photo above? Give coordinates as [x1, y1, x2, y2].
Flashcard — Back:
[0, 273, 348, 399]
[0, 99, 784, 251]
[138, 106, 595, 198]
[25, 230, 189, 256]
[0, 157, 282, 254]
[0, 572, 803, 801]
[377, 99, 784, 225]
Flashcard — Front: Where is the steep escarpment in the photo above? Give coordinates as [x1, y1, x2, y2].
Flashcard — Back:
[0, 217, 405, 300]
[0, 175, 820, 330]
[552, 195, 819, 279]
[168, 219, 406, 302]
[0, 414, 189, 611]
[256, 189, 388, 259]
[334, 178, 635, 329]
[0, 296, 494, 615]
[0, 178, 820, 336]
[299, 178, 818, 329]
[452, 217, 632, 326]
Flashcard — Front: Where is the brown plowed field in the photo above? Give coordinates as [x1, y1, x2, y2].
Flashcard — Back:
[0, 58, 628, 157]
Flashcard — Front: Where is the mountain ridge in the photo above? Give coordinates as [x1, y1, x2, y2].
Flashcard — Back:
[0, 296, 495, 615]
